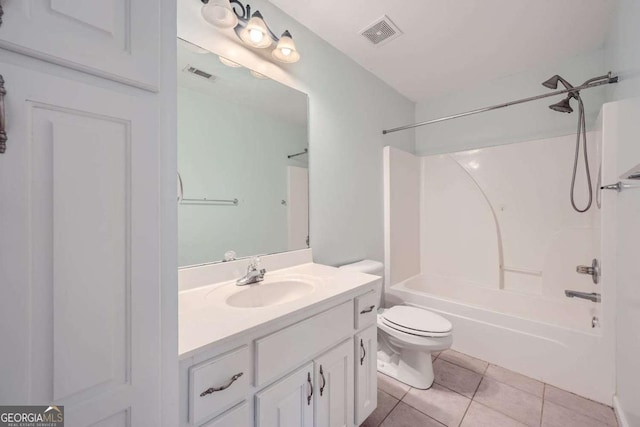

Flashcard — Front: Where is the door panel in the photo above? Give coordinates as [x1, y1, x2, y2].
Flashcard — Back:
[256, 363, 314, 427]
[354, 325, 377, 425]
[0, 0, 159, 90]
[0, 57, 160, 426]
[315, 340, 354, 427]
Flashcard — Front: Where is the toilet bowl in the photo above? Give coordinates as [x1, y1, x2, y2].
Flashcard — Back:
[339, 260, 453, 389]
[377, 305, 452, 389]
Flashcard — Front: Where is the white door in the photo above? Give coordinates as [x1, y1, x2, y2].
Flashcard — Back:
[601, 98, 640, 426]
[256, 363, 314, 427]
[0, 0, 160, 90]
[0, 55, 163, 425]
[287, 166, 309, 250]
[314, 340, 354, 427]
[354, 325, 377, 425]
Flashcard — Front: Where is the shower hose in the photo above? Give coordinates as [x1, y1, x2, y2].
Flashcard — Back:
[570, 96, 592, 213]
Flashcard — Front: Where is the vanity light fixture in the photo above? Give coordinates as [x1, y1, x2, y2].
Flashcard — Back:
[199, 0, 300, 63]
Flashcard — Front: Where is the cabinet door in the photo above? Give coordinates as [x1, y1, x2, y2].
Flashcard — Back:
[354, 325, 377, 425]
[256, 362, 314, 427]
[315, 340, 354, 427]
[0, 57, 162, 426]
[201, 402, 250, 427]
[0, 0, 159, 90]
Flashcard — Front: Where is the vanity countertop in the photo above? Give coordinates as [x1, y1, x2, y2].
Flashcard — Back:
[179, 262, 380, 358]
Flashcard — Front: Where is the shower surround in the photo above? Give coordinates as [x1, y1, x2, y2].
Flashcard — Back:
[383, 126, 615, 404]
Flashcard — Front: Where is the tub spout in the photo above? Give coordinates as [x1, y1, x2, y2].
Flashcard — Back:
[564, 290, 601, 303]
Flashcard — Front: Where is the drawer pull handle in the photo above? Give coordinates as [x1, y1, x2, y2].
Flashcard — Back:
[307, 372, 313, 405]
[199, 372, 243, 397]
[319, 365, 326, 396]
[360, 339, 366, 366]
[360, 305, 375, 314]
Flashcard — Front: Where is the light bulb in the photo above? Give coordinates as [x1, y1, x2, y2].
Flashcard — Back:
[272, 30, 300, 63]
[239, 11, 272, 48]
[249, 29, 263, 43]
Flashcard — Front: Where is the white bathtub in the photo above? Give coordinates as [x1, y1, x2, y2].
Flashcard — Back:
[386, 273, 615, 405]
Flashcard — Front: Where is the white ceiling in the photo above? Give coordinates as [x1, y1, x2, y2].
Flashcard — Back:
[268, 0, 616, 102]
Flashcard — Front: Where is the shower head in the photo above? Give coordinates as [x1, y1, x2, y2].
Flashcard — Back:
[549, 97, 574, 113]
[542, 74, 574, 91]
[542, 75, 561, 89]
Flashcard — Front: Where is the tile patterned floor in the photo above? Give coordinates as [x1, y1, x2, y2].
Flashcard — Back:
[362, 350, 618, 427]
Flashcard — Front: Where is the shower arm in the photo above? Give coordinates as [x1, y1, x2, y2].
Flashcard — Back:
[382, 73, 618, 135]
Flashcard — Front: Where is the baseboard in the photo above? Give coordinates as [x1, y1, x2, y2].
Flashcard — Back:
[614, 395, 630, 427]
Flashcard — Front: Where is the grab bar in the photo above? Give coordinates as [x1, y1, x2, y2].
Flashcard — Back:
[564, 290, 601, 303]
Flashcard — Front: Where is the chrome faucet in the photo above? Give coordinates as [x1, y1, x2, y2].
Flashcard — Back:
[236, 257, 266, 286]
[564, 290, 601, 303]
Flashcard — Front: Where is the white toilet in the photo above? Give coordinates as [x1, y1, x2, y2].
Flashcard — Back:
[339, 260, 453, 389]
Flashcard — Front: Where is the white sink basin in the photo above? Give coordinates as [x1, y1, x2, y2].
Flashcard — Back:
[220, 278, 316, 308]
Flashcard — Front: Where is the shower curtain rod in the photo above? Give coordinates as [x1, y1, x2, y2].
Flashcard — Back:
[382, 73, 619, 135]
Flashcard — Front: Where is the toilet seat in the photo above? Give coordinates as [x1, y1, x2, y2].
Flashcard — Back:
[380, 306, 452, 338]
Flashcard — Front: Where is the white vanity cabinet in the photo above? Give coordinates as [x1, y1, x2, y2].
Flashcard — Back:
[179, 276, 380, 427]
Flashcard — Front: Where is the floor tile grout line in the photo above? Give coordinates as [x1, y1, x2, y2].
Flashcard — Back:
[468, 376, 543, 426]
[435, 355, 486, 379]
[539, 383, 546, 427]
[544, 385, 618, 424]
[381, 389, 446, 427]
[457, 395, 473, 427]
[398, 394, 452, 427]
[438, 353, 488, 376]
[480, 371, 545, 400]
[376, 396, 401, 427]
[469, 400, 533, 427]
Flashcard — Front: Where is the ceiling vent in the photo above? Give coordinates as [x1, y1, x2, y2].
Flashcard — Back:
[183, 65, 217, 82]
[360, 15, 403, 46]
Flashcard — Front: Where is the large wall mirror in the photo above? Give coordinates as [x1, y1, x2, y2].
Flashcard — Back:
[178, 39, 309, 267]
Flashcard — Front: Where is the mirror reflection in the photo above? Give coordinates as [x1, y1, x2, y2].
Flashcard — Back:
[178, 39, 309, 267]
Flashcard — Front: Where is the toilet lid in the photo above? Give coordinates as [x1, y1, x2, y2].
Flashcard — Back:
[382, 306, 452, 335]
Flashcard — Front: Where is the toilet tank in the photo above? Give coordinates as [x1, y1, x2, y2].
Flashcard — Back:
[339, 260, 384, 309]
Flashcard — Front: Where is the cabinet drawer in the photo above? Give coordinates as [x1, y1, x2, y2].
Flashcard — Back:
[201, 402, 250, 427]
[255, 301, 352, 386]
[355, 291, 378, 329]
[189, 346, 250, 425]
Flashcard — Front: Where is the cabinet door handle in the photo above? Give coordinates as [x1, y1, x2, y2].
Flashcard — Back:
[307, 372, 313, 405]
[360, 339, 366, 366]
[360, 305, 375, 314]
[319, 365, 326, 396]
[199, 372, 243, 397]
[0, 75, 7, 154]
